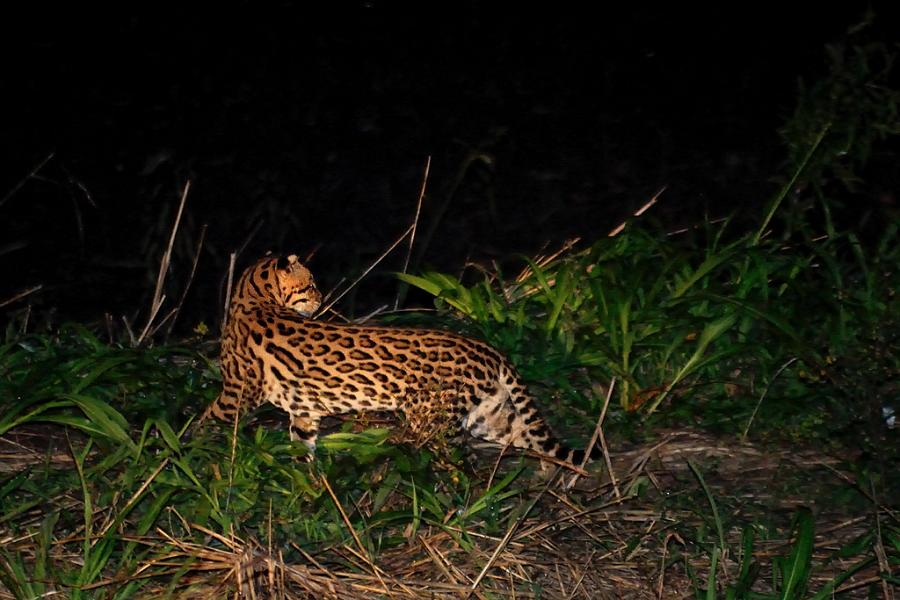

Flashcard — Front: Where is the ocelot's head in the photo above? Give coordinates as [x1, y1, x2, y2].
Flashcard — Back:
[235, 254, 322, 316]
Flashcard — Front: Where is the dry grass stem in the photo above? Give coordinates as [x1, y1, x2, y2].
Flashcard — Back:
[607, 186, 666, 237]
[567, 377, 617, 491]
[319, 474, 400, 598]
[96, 458, 170, 540]
[0, 152, 54, 208]
[395, 156, 431, 310]
[0, 284, 43, 310]
[354, 303, 390, 324]
[137, 181, 191, 345]
[1, 424, 892, 598]
[161, 222, 208, 340]
[665, 216, 729, 237]
[222, 251, 237, 333]
[121, 315, 136, 346]
[317, 223, 414, 317]
[742, 356, 798, 441]
[467, 468, 560, 596]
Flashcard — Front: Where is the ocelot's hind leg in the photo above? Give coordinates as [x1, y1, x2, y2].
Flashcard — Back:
[286, 413, 322, 459]
[462, 390, 525, 449]
[397, 384, 472, 454]
[264, 386, 322, 459]
[399, 387, 466, 451]
[462, 387, 560, 460]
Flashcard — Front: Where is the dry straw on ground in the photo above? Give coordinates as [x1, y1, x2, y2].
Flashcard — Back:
[0, 426, 889, 599]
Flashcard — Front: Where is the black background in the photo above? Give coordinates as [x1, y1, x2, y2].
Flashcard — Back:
[1, 2, 892, 327]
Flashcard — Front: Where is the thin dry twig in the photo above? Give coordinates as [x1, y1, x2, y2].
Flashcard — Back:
[466, 468, 561, 597]
[161, 223, 208, 340]
[607, 186, 666, 237]
[504, 237, 581, 303]
[0, 152, 55, 208]
[742, 357, 798, 441]
[414, 148, 493, 270]
[137, 181, 191, 345]
[319, 474, 398, 599]
[419, 534, 466, 588]
[224, 382, 244, 519]
[222, 251, 237, 333]
[567, 377, 617, 492]
[666, 216, 729, 237]
[96, 459, 170, 541]
[565, 548, 597, 600]
[485, 440, 514, 491]
[0, 284, 43, 310]
[871, 481, 895, 600]
[598, 392, 622, 495]
[657, 532, 684, 599]
[354, 303, 391, 325]
[121, 315, 136, 346]
[395, 156, 431, 310]
[316, 223, 414, 317]
[814, 461, 899, 520]
[835, 576, 895, 596]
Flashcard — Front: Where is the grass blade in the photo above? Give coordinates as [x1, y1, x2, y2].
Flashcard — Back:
[779, 507, 814, 599]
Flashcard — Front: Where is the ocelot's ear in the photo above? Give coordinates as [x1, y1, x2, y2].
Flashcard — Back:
[275, 255, 300, 271]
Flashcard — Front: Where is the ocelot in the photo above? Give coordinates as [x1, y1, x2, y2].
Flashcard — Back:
[202, 254, 595, 464]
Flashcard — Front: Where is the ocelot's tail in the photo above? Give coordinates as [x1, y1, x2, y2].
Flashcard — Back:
[495, 365, 603, 467]
[555, 442, 602, 466]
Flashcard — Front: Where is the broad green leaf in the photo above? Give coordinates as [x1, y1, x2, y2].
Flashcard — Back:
[779, 507, 814, 599]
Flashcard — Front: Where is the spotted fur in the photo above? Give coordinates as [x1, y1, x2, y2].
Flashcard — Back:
[204, 254, 594, 464]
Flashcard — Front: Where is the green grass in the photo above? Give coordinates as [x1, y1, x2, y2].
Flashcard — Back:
[1, 17, 899, 599]
[400, 219, 899, 452]
[0, 327, 559, 595]
[1, 209, 896, 596]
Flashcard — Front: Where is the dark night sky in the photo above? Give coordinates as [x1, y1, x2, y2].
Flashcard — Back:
[1, 2, 892, 325]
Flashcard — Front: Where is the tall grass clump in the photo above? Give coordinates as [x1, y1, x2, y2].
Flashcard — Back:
[400, 20, 900, 457]
[1, 325, 552, 595]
